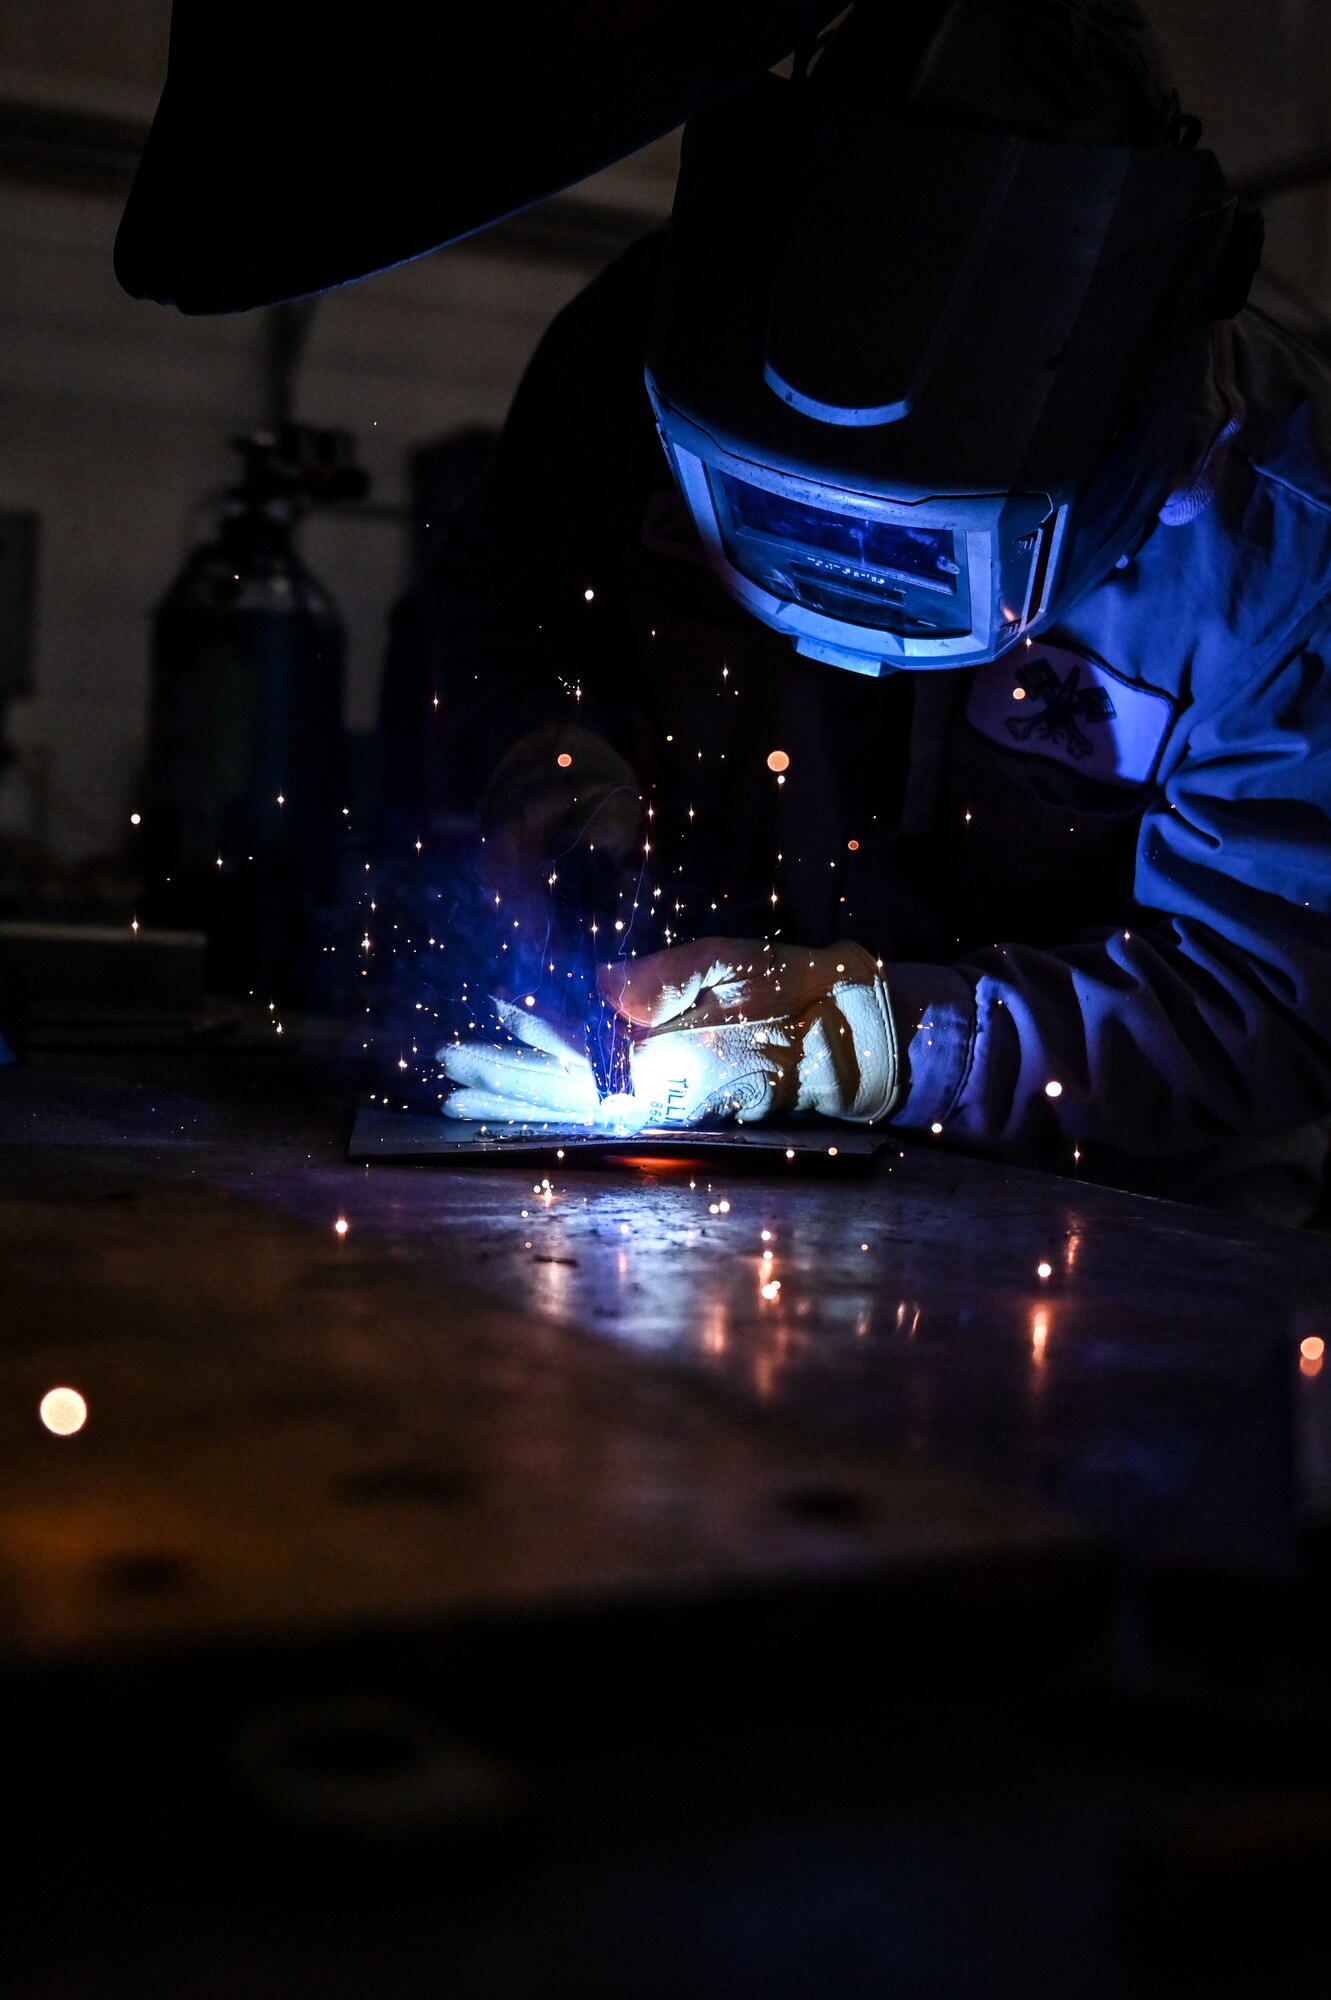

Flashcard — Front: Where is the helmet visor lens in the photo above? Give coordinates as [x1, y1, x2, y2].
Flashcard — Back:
[712, 469, 971, 637]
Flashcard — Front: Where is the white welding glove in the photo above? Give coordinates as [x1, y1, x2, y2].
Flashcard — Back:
[438, 938, 899, 1129]
[601, 938, 900, 1124]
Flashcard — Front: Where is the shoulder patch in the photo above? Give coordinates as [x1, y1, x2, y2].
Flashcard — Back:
[966, 643, 1174, 787]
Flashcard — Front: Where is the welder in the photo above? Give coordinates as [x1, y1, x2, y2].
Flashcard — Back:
[421, 0, 1331, 1224]
[114, 0, 1331, 1224]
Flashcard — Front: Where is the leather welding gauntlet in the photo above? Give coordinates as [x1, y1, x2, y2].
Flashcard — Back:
[438, 938, 899, 1129]
[599, 937, 900, 1124]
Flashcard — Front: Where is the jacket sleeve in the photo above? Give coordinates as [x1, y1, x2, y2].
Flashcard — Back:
[888, 607, 1331, 1163]
[394, 235, 665, 812]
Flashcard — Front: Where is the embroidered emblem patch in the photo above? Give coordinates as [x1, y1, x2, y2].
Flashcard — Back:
[966, 642, 1174, 786]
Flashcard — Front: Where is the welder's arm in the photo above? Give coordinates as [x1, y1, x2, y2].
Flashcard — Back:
[401, 237, 665, 817]
[480, 724, 643, 894]
[886, 622, 1331, 1164]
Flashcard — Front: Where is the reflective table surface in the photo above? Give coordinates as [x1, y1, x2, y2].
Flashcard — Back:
[8, 1037, 1329, 1574]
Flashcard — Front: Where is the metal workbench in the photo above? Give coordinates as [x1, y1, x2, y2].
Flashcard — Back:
[2, 1018, 1330, 1997]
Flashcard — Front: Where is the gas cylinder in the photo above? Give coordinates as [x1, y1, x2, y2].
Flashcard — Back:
[143, 426, 366, 1004]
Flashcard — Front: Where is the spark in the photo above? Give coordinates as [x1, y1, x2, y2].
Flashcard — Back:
[760, 1280, 781, 1300]
[557, 752, 573, 768]
[584, 587, 595, 601]
[1037, 1261, 1052, 1279]
[1301, 1336, 1325, 1362]
[1031, 1307, 1049, 1362]
[129, 812, 141, 825]
[930, 1121, 943, 1135]
[847, 839, 859, 851]
[130, 917, 139, 934]
[40, 1387, 88, 1435]
[1012, 687, 1026, 701]
[334, 1217, 349, 1237]
[1044, 1080, 1063, 1098]
[767, 750, 790, 773]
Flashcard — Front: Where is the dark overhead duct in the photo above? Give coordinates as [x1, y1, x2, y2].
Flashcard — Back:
[115, 0, 848, 314]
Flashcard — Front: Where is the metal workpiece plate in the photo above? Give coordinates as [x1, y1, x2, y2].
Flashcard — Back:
[348, 1103, 885, 1167]
[0, 1176, 1092, 1674]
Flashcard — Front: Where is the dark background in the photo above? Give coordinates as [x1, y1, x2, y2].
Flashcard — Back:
[0, 0, 1328, 918]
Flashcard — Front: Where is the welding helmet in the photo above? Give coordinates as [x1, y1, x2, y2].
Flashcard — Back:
[645, 1, 1262, 673]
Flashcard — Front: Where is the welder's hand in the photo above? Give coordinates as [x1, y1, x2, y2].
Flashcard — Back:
[598, 937, 901, 1124]
[437, 994, 791, 1130]
[437, 941, 899, 1129]
[438, 1002, 603, 1126]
